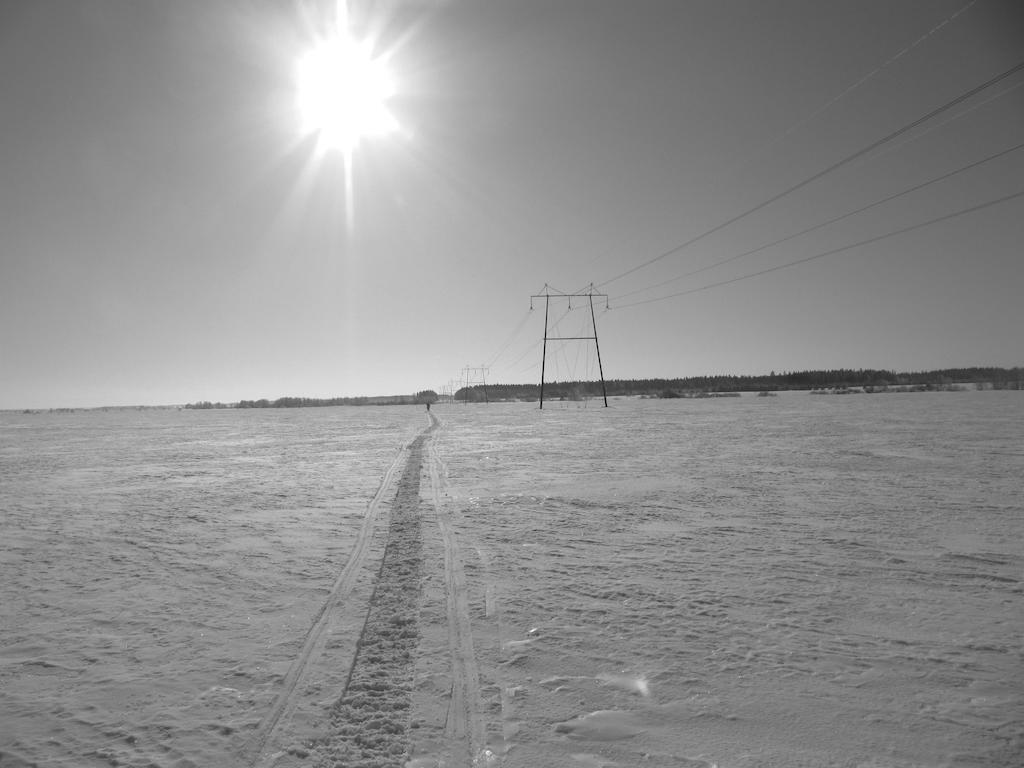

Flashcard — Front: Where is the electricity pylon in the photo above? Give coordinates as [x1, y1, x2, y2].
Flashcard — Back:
[530, 284, 609, 409]
[461, 365, 489, 403]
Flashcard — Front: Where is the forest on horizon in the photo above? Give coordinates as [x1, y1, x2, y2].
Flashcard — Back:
[180, 367, 1022, 409]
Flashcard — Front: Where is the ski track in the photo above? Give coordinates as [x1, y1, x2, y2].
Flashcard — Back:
[398, 415, 501, 768]
[250, 412, 498, 768]
[312, 427, 430, 767]
[245, 434, 415, 766]
[428, 420, 491, 766]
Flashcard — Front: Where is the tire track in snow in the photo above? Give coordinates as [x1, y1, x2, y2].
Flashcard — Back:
[244, 435, 415, 767]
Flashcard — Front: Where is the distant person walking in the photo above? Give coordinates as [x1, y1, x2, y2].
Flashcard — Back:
[426, 402, 430, 411]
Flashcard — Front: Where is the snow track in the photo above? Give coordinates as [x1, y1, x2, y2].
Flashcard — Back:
[313, 429, 430, 767]
[245, 412, 500, 768]
[245, 432, 417, 767]
[403, 416, 501, 768]
[429, 424, 489, 765]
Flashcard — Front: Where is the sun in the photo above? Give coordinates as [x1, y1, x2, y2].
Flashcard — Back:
[295, 34, 397, 155]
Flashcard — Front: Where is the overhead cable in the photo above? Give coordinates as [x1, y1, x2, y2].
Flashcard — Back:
[747, 1, 978, 161]
[578, 3, 979, 280]
[597, 58, 1024, 289]
[880, 84, 1024, 182]
[613, 189, 1024, 309]
[495, 305, 573, 375]
[615, 139, 1024, 302]
[487, 310, 533, 368]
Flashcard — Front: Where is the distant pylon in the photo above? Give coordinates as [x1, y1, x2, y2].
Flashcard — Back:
[461, 365, 489, 403]
[530, 284, 609, 409]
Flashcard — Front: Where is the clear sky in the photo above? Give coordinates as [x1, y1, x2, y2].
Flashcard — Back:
[2, 0, 1022, 408]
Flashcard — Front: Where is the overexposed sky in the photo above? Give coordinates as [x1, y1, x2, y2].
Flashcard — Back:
[2, 0, 1022, 408]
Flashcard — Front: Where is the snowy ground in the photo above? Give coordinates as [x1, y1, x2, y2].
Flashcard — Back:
[2, 393, 1021, 767]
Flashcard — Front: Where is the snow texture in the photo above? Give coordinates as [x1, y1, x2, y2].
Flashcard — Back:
[1, 392, 1021, 768]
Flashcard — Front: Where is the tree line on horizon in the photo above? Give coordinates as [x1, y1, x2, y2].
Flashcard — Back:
[455, 367, 1023, 402]
[184, 391, 438, 410]
[182, 368, 1020, 409]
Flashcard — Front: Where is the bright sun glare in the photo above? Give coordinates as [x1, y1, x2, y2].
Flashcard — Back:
[296, 35, 397, 154]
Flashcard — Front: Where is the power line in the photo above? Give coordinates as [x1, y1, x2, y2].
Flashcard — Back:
[613, 189, 1024, 310]
[506, 339, 543, 373]
[579, 3, 979, 280]
[597, 58, 1024, 290]
[614, 139, 1024, 302]
[869, 78, 1024, 163]
[741, 1, 978, 163]
[491, 303, 575, 378]
[486, 309, 533, 368]
[463, 284, 577, 388]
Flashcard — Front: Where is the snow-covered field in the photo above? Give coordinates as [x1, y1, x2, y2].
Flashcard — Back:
[2, 393, 1021, 768]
